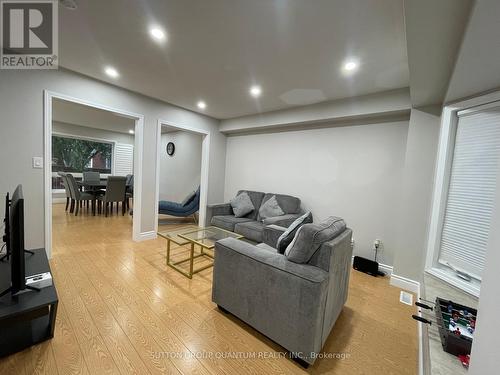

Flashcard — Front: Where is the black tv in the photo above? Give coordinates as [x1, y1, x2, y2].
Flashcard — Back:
[1, 192, 9, 261]
[0, 185, 38, 297]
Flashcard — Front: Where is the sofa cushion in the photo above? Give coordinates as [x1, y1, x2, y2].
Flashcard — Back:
[236, 190, 265, 220]
[276, 211, 313, 254]
[211, 215, 253, 232]
[230, 192, 255, 218]
[255, 242, 278, 254]
[285, 216, 346, 264]
[258, 195, 284, 221]
[234, 221, 265, 243]
[257, 193, 301, 221]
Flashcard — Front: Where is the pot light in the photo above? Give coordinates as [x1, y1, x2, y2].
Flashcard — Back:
[128, 129, 135, 134]
[342, 59, 359, 74]
[249, 85, 262, 98]
[197, 101, 207, 110]
[150, 27, 166, 42]
[104, 66, 119, 79]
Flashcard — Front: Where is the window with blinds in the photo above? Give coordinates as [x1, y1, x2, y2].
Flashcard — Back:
[114, 143, 134, 176]
[439, 107, 500, 279]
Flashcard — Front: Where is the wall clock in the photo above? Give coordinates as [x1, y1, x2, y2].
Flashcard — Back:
[166, 142, 175, 156]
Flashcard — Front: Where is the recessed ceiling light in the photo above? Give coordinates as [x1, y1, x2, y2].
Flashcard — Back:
[150, 27, 166, 42]
[104, 66, 119, 79]
[128, 129, 135, 134]
[250, 85, 262, 98]
[197, 101, 207, 110]
[342, 59, 359, 74]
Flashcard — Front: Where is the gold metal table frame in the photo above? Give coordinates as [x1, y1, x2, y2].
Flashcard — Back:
[158, 226, 243, 279]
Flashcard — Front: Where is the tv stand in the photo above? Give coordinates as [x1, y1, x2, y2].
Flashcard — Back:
[0, 249, 58, 357]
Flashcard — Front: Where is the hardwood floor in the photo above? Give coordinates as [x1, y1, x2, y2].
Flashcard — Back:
[0, 204, 418, 374]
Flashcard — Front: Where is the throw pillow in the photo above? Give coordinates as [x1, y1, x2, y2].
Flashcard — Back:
[230, 192, 255, 218]
[181, 191, 196, 206]
[276, 211, 313, 254]
[285, 216, 346, 264]
[258, 195, 285, 221]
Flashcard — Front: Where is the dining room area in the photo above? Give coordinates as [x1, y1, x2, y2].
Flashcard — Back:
[50, 98, 137, 254]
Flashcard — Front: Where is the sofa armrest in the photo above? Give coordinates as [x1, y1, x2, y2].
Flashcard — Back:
[212, 237, 329, 363]
[262, 224, 287, 248]
[262, 213, 301, 227]
[205, 203, 232, 226]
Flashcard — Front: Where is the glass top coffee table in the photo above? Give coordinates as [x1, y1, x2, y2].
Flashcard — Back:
[158, 226, 244, 278]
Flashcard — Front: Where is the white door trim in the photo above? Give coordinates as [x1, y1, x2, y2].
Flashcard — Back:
[43, 90, 145, 258]
[155, 119, 210, 233]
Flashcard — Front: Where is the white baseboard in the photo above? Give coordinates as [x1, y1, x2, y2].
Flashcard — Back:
[136, 230, 157, 241]
[52, 198, 67, 204]
[390, 273, 420, 294]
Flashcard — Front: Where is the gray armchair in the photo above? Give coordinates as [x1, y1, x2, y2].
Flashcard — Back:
[212, 226, 353, 366]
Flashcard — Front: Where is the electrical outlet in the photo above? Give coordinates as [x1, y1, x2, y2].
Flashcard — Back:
[373, 239, 381, 249]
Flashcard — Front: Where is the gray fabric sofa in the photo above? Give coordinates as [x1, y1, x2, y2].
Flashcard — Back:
[212, 224, 353, 365]
[206, 190, 303, 243]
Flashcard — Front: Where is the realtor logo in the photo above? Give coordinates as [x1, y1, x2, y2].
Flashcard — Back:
[1, 0, 58, 69]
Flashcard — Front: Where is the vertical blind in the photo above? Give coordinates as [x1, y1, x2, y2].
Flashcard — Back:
[114, 143, 134, 176]
[439, 107, 500, 279]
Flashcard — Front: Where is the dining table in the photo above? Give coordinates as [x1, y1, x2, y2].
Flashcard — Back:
[76, 179, 133, 191]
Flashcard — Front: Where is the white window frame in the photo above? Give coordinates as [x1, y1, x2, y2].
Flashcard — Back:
[51, 132, 117, 193]
[425, 90, 500, 297]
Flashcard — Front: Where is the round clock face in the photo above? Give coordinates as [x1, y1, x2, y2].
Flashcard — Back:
[166, 142, 175, 156]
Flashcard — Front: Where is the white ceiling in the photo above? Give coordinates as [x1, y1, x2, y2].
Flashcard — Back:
[58, 0, 409, 119]
[52, 98, 135, 134]
[446, 0, 500, 102]
[404, 0, 473, 107]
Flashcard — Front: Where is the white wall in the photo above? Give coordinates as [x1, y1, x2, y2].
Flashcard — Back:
[469, 161, 500, 375]
[220, 88, 410, 134]
[224, 120, 409, 266]
[159, 131, 202, 202]
[393, 108, 441, 280]
[0, 69, 226, 249]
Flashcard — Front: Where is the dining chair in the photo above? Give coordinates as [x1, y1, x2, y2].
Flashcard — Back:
[57, 171, 71, 211]
[66, 174, 96, 216]
[82, 171, 101, 193]
[97, 176, 127, 216]
[125, 174, 134, 212]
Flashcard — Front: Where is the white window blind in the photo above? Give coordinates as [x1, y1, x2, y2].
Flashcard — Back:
[439, 108, 500, 279]
[114, 143, 134, 176]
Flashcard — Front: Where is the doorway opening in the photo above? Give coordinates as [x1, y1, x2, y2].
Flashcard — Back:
[43, 91, 144, 258]
[155, 120, 210, 233]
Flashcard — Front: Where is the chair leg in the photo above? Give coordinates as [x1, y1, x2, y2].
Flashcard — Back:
[105, 202, 108, 217]
[122, 200, 126, 216]
[75, 201, 79, 216]
[65, 197, 69, 211]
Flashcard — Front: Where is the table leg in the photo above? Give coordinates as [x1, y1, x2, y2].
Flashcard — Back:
[189, 242, 194, 278]
[166, 239, 171, 265]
